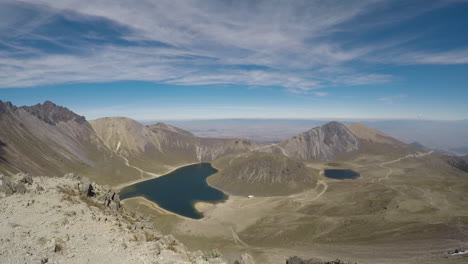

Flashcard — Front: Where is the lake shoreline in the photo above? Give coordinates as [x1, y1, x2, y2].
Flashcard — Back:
[119, 163, 229, 219]
[113, 161, 203, 191]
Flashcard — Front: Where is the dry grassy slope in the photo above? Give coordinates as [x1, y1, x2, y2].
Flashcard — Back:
[210, 152, 318, 196]
[0, 101, 140, 185]
[90, 117, 158, 155]
[339, 122, 420, 162]
[90, 117, 267, 172]
[276, 121, 360, 161]
[89, 118, 197, 175]
[346, 122, 406, 146]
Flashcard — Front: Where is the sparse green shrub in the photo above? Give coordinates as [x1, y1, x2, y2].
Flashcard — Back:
[203, 248, 222, 260]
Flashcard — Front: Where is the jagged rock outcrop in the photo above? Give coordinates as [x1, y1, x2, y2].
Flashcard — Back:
[22, 100, 86, 125]
[78, 177, 95, 197]
[0, 172, 29, 196]
[277, 122, 359, 161]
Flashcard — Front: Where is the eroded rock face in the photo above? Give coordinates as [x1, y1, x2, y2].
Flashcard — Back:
[21, 100, 86, 126]
[278, 122, 359, 161]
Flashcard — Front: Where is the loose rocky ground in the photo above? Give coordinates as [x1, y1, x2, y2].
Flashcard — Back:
[0, 173, 255, 264]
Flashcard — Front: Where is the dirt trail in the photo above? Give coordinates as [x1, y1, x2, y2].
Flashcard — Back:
[231, 226, 250, 248]
[92, 135, 167, 189]
[376, 151, 433, 182]
[291, 180, 328, 207]
[251, 143, 290, 157]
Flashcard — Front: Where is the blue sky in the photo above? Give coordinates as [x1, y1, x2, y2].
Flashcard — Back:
[0, 0, 467, 120]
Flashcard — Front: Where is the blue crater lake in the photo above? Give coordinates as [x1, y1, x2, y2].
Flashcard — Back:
[120, 163, 228, 219]
[324, 169, 360, 180]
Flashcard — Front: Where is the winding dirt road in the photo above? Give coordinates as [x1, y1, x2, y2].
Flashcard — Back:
[376, 151, 433, 182]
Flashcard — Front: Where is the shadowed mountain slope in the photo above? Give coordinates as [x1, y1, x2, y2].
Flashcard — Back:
[446, 155, 468, 173]
[0, 101, 139, 185]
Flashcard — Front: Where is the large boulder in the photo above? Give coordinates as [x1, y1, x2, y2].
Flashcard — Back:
[78, 177, 94, 197]
[0, 176, 16, 195]
[97, 188, 121, 211]
[20, 175, 34, 185]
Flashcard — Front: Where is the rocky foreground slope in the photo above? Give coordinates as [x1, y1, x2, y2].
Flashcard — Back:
[0, 173, 361, 264]
[0, 173, 255, 264]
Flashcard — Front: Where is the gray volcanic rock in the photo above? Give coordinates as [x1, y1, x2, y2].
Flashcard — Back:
[79, 177, 94, 197]
[21, 100, 86, 125]
[279, 121, 359, 161]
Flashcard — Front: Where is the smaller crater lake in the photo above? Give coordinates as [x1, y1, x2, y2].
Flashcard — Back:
[120, 163, 228, 219]
[324, 169, 360, 180]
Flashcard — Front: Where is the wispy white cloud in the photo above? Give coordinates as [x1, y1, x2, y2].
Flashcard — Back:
[0, 0, 466, 91]
[387, 49, 468, 65]
[314, 92, 329, 97]
[378, 94, 408, 104]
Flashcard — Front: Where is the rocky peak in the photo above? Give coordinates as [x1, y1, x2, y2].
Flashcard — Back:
[149, 122, 194, 137]
[319, 121, 357, 147]
[21, 100, 86, 126]
[279, 121, 359, 160]
[0, 100, 17, 114]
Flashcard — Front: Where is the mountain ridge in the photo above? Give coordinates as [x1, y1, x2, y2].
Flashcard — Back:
[0, 100, 424, 187]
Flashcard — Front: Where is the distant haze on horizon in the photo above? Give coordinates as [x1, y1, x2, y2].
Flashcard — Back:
[158, 118, 468, 155]
[1, 0, 467, 120]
